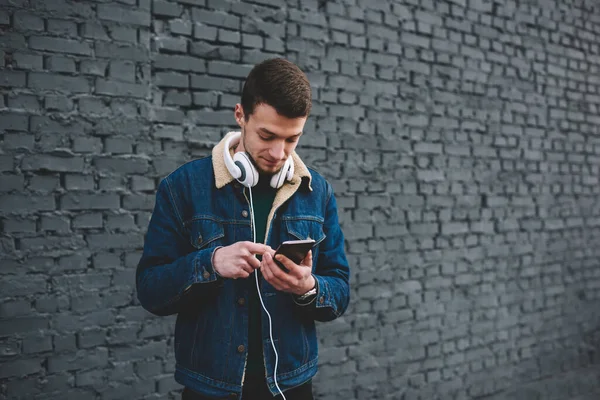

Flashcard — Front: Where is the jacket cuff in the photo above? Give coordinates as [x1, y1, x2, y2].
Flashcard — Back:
[312, 274, 332, 309]
[211, 246, 224, 278]
[193, 247, 223, 284]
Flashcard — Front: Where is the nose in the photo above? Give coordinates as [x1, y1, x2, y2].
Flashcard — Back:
[269, 140, 285, 160]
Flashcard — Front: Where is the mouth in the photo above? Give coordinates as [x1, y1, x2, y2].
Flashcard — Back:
[262, 158, 280, 167]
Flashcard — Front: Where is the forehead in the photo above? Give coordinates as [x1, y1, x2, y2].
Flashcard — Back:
[248, 104, 306, 137]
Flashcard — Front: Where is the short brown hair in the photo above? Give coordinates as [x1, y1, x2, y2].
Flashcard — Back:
[241, 58, 312, 120]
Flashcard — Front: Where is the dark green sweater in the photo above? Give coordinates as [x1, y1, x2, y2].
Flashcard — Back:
[245, 176, 277, 378]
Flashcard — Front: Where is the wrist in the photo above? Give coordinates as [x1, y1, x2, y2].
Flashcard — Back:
[296, 275, 316, 297]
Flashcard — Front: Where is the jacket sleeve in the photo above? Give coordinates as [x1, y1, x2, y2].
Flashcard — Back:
[136, 178, 222, 316]
[293, 182, 350, 321]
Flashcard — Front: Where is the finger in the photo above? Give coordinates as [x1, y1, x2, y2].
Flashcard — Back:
[244, 242, 272, 255]
[301, 250, 312, 267]
[261, 257, 274, 281]
[274, 254, 303, 279]
[262, 253, 287, 289]
[246, 255, 261, 270]
[234, 269, 250, 279]
[240, 262, 255, 275]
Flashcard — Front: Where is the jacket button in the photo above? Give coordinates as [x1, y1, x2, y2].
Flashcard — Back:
[196, 235, 202, 245]
[319, 296, 325, 304]
[241, 210, 248, 218]
[237, 298, 245, 306]
[203, 271, 210, 279]
[237, 345, 245, 353]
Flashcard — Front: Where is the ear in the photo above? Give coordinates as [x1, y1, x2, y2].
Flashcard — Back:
[234, 104, 245, 128]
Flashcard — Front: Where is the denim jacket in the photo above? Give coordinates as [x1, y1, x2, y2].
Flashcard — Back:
[136, 132, 350, 399]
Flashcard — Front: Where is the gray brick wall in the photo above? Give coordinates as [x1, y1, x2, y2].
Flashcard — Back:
[1, 0, 600, 399]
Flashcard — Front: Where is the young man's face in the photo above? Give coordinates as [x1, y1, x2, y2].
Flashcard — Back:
[234, 103, 307, 176]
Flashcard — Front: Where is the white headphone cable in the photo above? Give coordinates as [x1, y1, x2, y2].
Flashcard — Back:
[248, 186, 287, 400]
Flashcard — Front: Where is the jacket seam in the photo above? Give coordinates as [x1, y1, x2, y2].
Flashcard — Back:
[164, 177, 184, 230]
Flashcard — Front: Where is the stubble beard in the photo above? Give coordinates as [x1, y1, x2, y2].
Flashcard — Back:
[241, 129, 282, 176]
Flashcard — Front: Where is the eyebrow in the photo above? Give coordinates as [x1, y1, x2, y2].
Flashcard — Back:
[259, 127, 303, 138]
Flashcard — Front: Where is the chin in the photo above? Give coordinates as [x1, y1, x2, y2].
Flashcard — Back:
[259, 165, 281, 175]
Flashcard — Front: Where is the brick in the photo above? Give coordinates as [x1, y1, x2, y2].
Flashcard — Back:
[29, 36, 93, 56]
[0, 70, 27, 87]
[95, 42, 149, 61]
[7, 94, 39, 111]
[104, 137, 133, 154]
[21, 155, 84, 172]
[153, 0, 183, 17]
[64, 174, 94, 191]
[13, 53, 43, 70]
[190, 74, 241, 91]
[48, 348, 109, 373]
[165, 90, 192, 106]
[110, 26, 139, 45]
[0, 113, 28, 131]
[0, 195, 55, 212]
[73, 213, 103, 229]
[190, 41, 240, 60]
[109, 60, 136, 82]
[93, 156, 149, 174]
[86, 232, 143, 250]
[155, 71, 189, 88]
[95, 79, 149, 98]
[0, 9, 9, 25]
[187, 110, 234, 126]
[152, 125, 184, 140]
[13, 11, 45, 31]
[167, 19, 192, 36]
[82, 22, 110, 40]
[61, 193, 120, 210]
[150, 107, 185, 124]
[0, 175, 25, 192]
[0, 32, 26, 50]
[192, 9, 239, 30]
[154, 54, 206, 72]
[29, 73, 90, 93]
[44, 94, 73, 111]
[22, 334, 53, 354]
[29, 175, 60, 192]
[218, 28, 241, 44]
[98, 4, 150, 26]
[0, 359, 43, 379]
[207, 61, 252, 77]
[47, 18, 78, 36]
[0, 316, 49, 336]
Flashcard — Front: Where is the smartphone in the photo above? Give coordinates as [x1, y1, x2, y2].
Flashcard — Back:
[273, 239, 316, 273]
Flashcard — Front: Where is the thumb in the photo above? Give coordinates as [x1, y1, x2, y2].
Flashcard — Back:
[301, 250, 312, 267]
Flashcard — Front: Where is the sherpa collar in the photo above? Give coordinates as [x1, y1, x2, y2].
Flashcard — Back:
[211, 131, 312, 191]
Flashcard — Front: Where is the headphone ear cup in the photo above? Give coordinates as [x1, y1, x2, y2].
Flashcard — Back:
[223, 133, 242, 180]
[270, 157, 294, 189]
[233, 152, 259, 187]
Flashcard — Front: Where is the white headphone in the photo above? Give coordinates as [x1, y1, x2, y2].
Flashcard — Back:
[223, 131, 294, 189]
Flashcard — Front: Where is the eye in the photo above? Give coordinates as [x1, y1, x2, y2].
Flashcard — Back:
[260, 135, 273, 141]
[286, 137, 299, 143]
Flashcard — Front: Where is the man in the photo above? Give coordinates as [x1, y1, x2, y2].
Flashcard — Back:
[136, 58, 350, 400]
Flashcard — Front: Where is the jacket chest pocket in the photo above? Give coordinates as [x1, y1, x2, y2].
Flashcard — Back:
[187, 218, 225, 250]
[283, 216, 326, 246]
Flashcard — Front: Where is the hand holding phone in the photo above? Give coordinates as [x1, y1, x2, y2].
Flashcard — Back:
[273, 239, 315, 273]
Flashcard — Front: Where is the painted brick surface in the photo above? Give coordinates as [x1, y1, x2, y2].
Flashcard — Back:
[1, 1, 600, 399]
